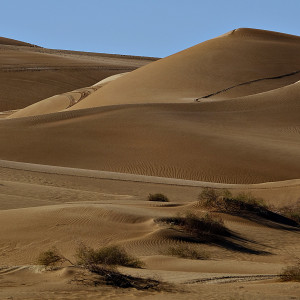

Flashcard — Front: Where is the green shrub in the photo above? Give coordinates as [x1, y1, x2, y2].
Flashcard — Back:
[280, 263, 300, 281]
[167, 245, 209, 260]
[76, 244, 143, 269]
[148, 193, 169, 202]
[37, 247, 65, 268]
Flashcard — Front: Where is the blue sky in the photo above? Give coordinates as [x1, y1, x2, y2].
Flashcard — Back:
[1, 0, 299, 57]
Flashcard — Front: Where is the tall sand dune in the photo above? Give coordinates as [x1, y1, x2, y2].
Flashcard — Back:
[68, 28, 300, 110]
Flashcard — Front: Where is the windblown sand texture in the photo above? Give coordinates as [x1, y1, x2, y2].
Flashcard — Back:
[0, 29, 300, 299]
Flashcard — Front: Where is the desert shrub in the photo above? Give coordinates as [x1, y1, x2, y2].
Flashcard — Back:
[198, 187, 222, 206]
[77, 264, 164, 290]
[37, 247, 65, 268]
[156, 212, 229, 237]
[148, 193, 169, 202]
[198, 188, 267, 212]
[167, 245, 209, 260]
[280, 263, 300, 281]
[76, 244, 143, 269]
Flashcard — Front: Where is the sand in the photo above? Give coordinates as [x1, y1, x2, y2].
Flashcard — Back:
[0, 38, 157, 111]
[0, 29, 300, 299]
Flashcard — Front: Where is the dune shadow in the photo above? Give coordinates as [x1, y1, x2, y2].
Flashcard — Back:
[165, 228, 271, 255]
[226, 210, 300, 231]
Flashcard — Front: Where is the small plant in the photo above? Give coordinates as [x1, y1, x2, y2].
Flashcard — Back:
[280, 262, 300, 281]
[156, 212, 229, 237]
[74, 264, 164, 290]
[37, 245, 167, 290]
[76, 244, 143, 269]
[37, 247, 65, 268]
[167, 245, 209, 260]
[198, 188, 267, 212]
[198, 187, 221, 206]
[148, 193, 169, 202]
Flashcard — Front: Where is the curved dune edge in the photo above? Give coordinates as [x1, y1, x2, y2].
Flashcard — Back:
[8, 72, 130, 119]
[7, 28, 300, 119]
[1, 159, 299, 189]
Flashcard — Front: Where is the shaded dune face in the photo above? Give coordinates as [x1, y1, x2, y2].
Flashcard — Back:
[1, 28, 300, 184]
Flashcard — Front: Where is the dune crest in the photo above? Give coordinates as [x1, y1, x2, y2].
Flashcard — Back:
[65, 28, 300, 110]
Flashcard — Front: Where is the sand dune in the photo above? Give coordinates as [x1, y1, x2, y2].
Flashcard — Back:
[9, 73, 128, 118]
[1, 29, 300, 299]
[68, 28, 300, 110]
[1, 80, 300, 183]
[9, 28, 300, 118]
[0, 39, 157, 111]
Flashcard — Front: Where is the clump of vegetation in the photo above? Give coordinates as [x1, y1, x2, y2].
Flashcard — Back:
[75, 244, 143, 269]
[167, 245, 209, 260]
[148, 193, 169, 202]
[156, 212, 229, 237]
[280, 262, 300, 281]
[37, 247, 66, 268]
[198, 188, 300, 228]
[82, 264, 163, 290]
[37, 244, 167, 290]
[198, 188, 267, 213]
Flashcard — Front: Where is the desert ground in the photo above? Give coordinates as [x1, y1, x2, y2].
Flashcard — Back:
[0, 29, 300, 299]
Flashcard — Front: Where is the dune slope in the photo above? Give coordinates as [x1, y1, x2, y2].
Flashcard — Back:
[1, 80, 300, 183]
[69, 28, 300, 110]
[0, 39, 157, 111]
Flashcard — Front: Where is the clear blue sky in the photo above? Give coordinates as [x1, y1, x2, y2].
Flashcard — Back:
[1, 0, 299, 57]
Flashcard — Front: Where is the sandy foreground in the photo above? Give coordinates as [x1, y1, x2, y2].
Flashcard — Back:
[0, 161, 299, 299]
[0, 29, 300, 299]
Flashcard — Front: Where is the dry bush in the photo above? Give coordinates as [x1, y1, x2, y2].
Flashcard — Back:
[280, 262, 300, 281]
[167, 245, 209, 260]
[86, 265, 164, 290]
[156, 212, 229, 237]
[198, 188, 267, 212]
[37, 245, 169, 290]
[37, 247, 65, 268]
[76, 244, 143, 269]
[148, 193, 169, 202]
